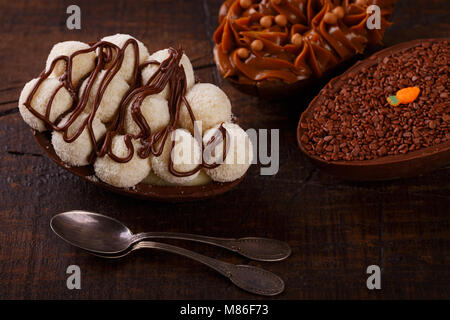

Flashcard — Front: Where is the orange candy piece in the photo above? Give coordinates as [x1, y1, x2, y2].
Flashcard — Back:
[396, 87, 420, 104]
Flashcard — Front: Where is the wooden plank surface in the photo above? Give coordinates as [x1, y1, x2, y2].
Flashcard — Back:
[0, 0, 449, 299]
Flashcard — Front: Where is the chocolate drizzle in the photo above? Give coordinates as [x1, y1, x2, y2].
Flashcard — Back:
[24, 39, 229, 178]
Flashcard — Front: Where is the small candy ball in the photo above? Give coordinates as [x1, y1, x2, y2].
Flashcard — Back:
[18, 78, 73, 132]
[52, 112, 107, 166]
[151, 129, 202, 185]
[178, 83, 232, 134]
[46, 41, 96, 87]
[141, 48, 195, 99]
[274, 14, 287, 27]
[251, 40, 264, 51]
[94, 135, 151, 188]
[291, 33, 303, 46]
[260, 16, 272, 28]
[79, 70, 130, 123]
[239, 0, 252, 9]
[236, 47, 250, 59]
[100, 34, 150, 84]
[124, 94, 170, 136]
[333, 6, 345, 19]
[323, 12, 338, 24]
[203, 123, 253, 182]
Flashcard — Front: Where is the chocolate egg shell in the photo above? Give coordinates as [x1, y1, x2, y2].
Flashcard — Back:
[33, 130, 244, 201]
[297, 39, 450, 181]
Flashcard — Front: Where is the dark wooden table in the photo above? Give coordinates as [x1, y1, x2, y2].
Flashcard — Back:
[0, 0, 449, 300]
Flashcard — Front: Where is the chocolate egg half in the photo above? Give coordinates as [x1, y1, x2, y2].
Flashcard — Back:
[297, 39, 450, 181]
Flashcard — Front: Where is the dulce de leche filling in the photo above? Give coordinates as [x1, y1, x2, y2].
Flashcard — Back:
[213, 0, 395, 85]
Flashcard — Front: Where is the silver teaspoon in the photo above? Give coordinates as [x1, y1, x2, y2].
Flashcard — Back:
[50, 210, 291, 261]
[86, 240, 285, 296]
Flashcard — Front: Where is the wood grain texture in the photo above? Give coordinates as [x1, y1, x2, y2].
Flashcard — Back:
[0, 0, 449, 299]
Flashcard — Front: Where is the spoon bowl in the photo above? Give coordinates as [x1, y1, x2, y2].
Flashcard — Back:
[51, 210, 133, 253]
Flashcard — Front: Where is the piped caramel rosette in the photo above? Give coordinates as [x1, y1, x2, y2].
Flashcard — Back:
[213, 0, 395, 96]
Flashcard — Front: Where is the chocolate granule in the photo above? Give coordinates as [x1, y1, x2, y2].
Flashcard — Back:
[301, 40, 449, 162]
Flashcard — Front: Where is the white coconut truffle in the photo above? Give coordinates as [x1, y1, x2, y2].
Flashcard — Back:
[203, 123, 253, 182]
[101, 34, 149, 83]
[178, 83, 232, 134]
[52, 112, 107, 167]
[18, 78, 73, 132]
[94, 135, 151, 188]
[45, 41, 96, 87]
[151, 129, 202, 185]
[124, 94, 170, 136]
[141, 48, 195, 99]
[79, 70, 130, 123]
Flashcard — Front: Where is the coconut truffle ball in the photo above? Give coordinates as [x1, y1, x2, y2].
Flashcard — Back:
[94, 135, 151, 188]
[79, 70, 130, 123]
[141, 48, 195, 99]
[18, 78, 73, 132]
[178, 83, 232, 133]
[124, 94, 170, 136]
[203, 122, 253, 182]
[52, 112, 107, 167]
[100, 34, 149, 84]
[151, 129, 202, 185]
[45, 41, 96, 87]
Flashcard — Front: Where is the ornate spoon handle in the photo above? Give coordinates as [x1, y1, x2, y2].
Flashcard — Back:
[134, 241, 285, 296]
[132, 232, 291, 262]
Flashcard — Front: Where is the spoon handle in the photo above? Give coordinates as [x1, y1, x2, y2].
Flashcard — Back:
[133, 233, 291, 261]
[134, 241, 285, 296]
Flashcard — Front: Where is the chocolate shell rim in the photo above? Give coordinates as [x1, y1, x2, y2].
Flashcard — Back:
[33, 130, 244, 202]
[297, 38, 450, 176]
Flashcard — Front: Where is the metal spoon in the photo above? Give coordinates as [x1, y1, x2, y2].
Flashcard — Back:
[50, 211, 285, 296]
[50, 210, 291, 261]
[84, 240, 285, 296]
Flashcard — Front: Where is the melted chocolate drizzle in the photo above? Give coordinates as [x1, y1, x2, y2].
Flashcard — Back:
[24, 39, 229, 178]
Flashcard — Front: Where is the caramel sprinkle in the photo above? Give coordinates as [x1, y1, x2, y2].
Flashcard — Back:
[323, 12, 338, 25]
[274, 14, 287, 27]
[291, 33, 303, 46]
[237, 47, 250, 59]
[332, 6, 345, 19]
[260, 15, 273, 28]
[251, 39, 264, 51]
[239, 0, 252, 8]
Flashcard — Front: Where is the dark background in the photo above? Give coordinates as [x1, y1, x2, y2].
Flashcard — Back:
[0, 0, 449, 299]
